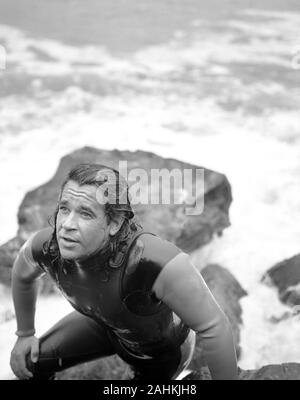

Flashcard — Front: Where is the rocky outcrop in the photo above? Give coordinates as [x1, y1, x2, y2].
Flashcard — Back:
[261, 254, 300, 307]
[239, 363, 300, 380]
[0, 146, 232, 286]
[56, 359, 300, 380]
[179, 363, 300, 380]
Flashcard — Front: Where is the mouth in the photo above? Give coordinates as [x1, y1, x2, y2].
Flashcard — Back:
[60, 236, 79, 244]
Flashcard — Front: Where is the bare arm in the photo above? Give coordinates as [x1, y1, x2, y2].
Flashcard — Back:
[152, 253, 239, 380]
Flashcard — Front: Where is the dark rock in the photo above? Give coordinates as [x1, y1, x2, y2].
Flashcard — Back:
[56, 355, 129, 380]
[56, 360, 300, 380]
[261, 254, 300, 307]
[56, 358, 212, 380]
[239, 363, 300, 380]
[0, 146, 232, 287]
[268, 311, 293, 324]
[56, 357, 300, 380]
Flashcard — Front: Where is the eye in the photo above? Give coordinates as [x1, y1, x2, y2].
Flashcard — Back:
[80, 211, 93, 218]
[59, 206, 69, 214]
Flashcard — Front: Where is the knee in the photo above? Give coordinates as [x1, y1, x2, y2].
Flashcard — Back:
[25, 353, 56, 380]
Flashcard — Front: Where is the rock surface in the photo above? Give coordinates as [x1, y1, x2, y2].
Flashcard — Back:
[56, 359, 300, 380]
[261, 254, 300, 307]
[239, 363, 300, 380]
[0, 146, 232, 287]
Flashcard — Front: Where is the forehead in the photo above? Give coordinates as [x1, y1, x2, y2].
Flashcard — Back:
[61, 180, 103, 210]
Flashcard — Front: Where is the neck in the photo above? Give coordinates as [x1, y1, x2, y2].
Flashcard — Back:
[71, 239, 112, 269]
[59, 220, 143, 270]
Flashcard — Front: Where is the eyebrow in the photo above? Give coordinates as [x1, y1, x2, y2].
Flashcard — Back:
[59, 200, 97, 215]
[80, 205, 96, 215]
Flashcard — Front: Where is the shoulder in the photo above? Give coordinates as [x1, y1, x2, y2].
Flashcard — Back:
[127, 233, 181, 273]
[121, 233, 182, 314]
[16, 227, 53, 279]
[30, 227, 53, 262]
[122, 233, 182, 294]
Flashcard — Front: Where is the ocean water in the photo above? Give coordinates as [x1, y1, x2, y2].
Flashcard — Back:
[0, 0, 299, 379]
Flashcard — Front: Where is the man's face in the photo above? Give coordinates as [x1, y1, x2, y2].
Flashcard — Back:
[56, 180, 112, 261]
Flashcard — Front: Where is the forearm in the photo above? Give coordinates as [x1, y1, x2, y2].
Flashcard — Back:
[12, 266, 39, 335]
[198, 316, 238, 380]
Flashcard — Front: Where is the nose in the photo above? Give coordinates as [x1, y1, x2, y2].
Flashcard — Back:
[61, 211, 77, 230]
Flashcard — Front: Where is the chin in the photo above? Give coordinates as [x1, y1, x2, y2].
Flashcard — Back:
[59, 247, 79, 260]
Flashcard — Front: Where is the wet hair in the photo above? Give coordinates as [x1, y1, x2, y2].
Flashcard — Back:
[62, 163, 134, 222]
[45, 163, 142, 263]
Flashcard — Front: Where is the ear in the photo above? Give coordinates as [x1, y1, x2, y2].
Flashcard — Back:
[109, 214, 125, 237]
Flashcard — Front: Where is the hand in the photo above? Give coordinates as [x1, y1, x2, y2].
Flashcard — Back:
[10, 336, 39, 379]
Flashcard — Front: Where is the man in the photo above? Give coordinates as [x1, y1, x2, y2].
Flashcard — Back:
[10, 163, 238, 380]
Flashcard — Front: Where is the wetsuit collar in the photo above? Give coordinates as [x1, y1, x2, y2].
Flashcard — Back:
[62, 239, 113, 271]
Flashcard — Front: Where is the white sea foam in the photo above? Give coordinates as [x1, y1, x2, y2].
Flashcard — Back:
[0, 8, 299, 75]
[0, 8, 299, 378]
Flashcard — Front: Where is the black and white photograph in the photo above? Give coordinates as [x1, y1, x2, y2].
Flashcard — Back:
[0, 0, 299, 383]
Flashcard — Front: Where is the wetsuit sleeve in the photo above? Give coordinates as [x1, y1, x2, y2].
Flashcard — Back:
[152, 252, 239, 380]
[20, 234, 46, 275]
[12, 230, 48, 336]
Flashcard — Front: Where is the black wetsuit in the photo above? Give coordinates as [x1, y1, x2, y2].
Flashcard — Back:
[25, 227, 195, 380]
